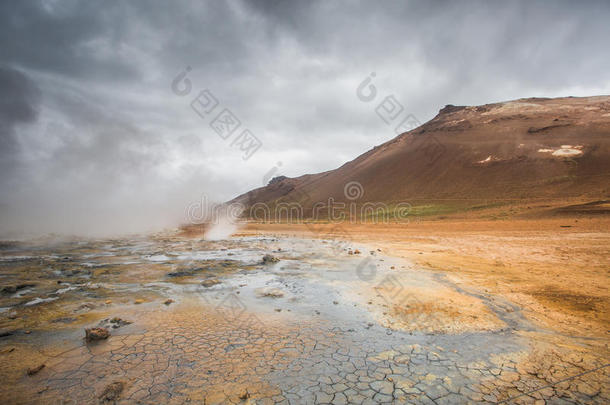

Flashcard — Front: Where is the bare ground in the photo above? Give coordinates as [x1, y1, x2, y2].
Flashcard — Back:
[237, 217, 610, 342]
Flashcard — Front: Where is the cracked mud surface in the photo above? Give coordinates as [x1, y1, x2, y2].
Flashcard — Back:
[0, 235, 608, 404]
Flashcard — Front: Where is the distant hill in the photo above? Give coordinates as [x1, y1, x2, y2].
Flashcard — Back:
[230, 96, 610, 220]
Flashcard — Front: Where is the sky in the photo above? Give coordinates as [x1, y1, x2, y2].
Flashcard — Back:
[1, 0, 609, 237]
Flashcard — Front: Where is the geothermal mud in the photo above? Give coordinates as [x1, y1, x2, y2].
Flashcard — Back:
[0, 235, 607, 404]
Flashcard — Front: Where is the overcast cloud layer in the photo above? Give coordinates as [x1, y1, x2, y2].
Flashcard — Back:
[1, 0, 609, 237]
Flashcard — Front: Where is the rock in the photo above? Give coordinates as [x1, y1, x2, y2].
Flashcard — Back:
[109, 317, 132, 328]
[85, 327, 110, 342]
[256, 288, 284, 298]
[354, 249, 361, 254]
[201, 279, 221, 288]
[0, 347, 15, 354]
[167, 270, 192, 277]
[27, 364, 45, 376]
[99, 381, 124, 402]
[262, 254, 280, 264]
[239, 390, 251, 400]
[1, 286, 17, 294]
[96, 317, 131, 330]
[134, 299, 144, 304]
[333, 301, 339, 305]
[164, 299, 174, 305]
[105, 300, 112, 304]
[76, 303, 96, 312]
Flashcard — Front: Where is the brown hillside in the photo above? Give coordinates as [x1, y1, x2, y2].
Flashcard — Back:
[231, 96, 610, 218]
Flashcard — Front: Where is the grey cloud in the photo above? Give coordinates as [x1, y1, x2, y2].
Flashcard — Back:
[0, 66, 40, 172]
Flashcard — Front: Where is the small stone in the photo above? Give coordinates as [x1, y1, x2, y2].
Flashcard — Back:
[333, 301, 339, 305]
[85, 327, 110, 342]
[134, 299, 144, 304]
[109, 318, 132, 328]
[1, 286, 17, 294]
[27, 364, 45, 376]
[164, 299, 174, 305]
[239, 390, 250, 400]
[262, 254, 280, 264]
[105, 300, 112, 304]
[201, 279, 221, 288]
[99, 381, 124, 402]
[353, 249, 361, 254]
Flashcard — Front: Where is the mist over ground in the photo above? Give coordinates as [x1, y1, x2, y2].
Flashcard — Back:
[1, 0, 609, 238]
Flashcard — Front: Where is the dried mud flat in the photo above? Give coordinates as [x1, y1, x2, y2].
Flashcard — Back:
[0, 227, 608, 404]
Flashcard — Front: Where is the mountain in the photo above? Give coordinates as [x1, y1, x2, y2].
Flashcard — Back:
[230, 96, 610, 220]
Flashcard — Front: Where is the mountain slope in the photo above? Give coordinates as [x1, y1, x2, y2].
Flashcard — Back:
[231, 96, 610, 218]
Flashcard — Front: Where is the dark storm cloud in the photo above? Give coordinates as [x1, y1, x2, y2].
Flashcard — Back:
[0, 0, 609, 236]
[0, 66, 40, 170]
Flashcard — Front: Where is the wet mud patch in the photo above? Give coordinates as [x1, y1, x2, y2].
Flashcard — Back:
[166, 259, 257, 281]
[530, 286, 604, 313]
